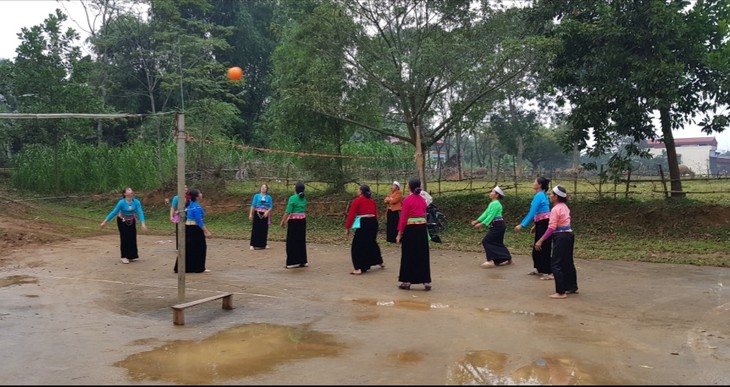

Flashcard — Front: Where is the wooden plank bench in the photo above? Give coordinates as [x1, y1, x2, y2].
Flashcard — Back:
[172, 293, 234, 326]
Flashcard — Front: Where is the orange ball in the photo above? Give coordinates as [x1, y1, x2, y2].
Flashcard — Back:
[227, 66, 243, 81]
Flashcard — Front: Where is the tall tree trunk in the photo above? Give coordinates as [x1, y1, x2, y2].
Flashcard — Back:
[415, 124, 426, 191]
[659, 106, 685, 198]
[516, 136, 524, 178]
[509, 97, 523, 178]
[456, 132, 463, 180]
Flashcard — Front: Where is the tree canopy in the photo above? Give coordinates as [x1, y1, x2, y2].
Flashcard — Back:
[536, 0, 730, 197]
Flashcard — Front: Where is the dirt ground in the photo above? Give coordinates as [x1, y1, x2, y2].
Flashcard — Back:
[1, 223, 730, 385]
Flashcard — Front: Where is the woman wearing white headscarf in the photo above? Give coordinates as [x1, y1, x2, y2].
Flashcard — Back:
[471, 186, 512, 267]
[535, 185, 578, 299]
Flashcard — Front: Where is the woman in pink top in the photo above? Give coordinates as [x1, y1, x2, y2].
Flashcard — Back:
[535, 185, 578, 299]
[395, 178, 432, 291]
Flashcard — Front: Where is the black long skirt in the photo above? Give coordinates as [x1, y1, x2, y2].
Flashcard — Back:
[174, 225, 207, 273]
[250, 211, 269, 248]
[385, 210, 400, 243]
[482, 221, 512, 264]
[351, 217, 383, 272]
[398, 223, 431, 285]
[532, 219, 552, 274]
[551, 232, 577, 294]
[286, 218, 308, 266]
[116, 217, 139, 259]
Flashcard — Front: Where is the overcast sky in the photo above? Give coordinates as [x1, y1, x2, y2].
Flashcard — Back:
[1, 0, 729, 151]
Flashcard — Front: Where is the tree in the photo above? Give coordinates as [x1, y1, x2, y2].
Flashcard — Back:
[0, 59, 17, 165]
[209, 0, 278, 144]
[91, 0, 234, 181]
[489, 100, 540, 178]
[536, 0, 730, 198]
[264, 0, 382, 193]
[523, 126, 569, 175]
[13, 9, 103, 190]
[276, 0, 546, 190]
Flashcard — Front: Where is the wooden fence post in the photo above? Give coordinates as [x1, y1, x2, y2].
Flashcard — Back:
[658, 164, 669, 199]
[598, 165, 604, 199]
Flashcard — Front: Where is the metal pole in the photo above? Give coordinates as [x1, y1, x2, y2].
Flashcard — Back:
[176, 112, 186, 302]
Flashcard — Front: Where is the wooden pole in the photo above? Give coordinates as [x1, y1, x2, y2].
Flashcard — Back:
[658, 164, 669, 199]
[176, 112, 186, 303]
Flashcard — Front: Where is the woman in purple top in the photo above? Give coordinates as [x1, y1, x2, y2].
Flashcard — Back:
[100, 187, 147, 264]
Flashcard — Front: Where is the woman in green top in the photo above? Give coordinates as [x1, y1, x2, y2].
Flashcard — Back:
[471, 186, 512, 268]
[280, 181, 308, 269]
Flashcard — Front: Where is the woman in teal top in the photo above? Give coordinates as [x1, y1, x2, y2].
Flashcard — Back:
[471, 186, 512, 267]
[248, 183, 273, 250]
[280, 181, 308, 268]
[514, 176, 553, 278]
[100, 187, 147, 264]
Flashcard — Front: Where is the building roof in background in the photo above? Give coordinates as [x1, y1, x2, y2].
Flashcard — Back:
[646, 137, 718, 149]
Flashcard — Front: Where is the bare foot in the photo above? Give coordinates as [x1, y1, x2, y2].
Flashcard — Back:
[350, 270, 362, 275]
[548, 293, 567, 299]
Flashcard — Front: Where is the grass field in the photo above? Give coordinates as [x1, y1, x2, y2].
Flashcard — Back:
[19, 176, 730, 268]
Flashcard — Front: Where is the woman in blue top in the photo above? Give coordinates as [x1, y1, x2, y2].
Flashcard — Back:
[174, 188, 212, 273]
[100, 187, 147, 264]
[514, 176, 553, 279]
[248, 183, 273, 250]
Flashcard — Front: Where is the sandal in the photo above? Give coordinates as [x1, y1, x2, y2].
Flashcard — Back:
[540, 274, 554, 280]
[424, 283, 432, 291]
[398, 282, 411, 290]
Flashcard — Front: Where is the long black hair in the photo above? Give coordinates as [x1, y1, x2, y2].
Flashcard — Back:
[295, 181, 305, 198]
[536, 176, 550, 192]
[407, 178, 422, 195]
[188, 188, 200, 202]
[360, 184, 372, 198]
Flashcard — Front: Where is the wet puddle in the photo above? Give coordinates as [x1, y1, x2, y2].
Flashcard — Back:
[352, 298, 450, 310]
[387, 350, 425, 363]
[115, 323, 346, 384]
[0, 275, 38, 288]
[448, 350, 630, 385]
[481, 307, 566, 322]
